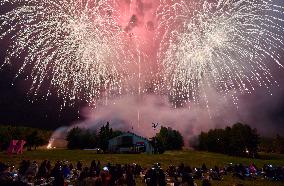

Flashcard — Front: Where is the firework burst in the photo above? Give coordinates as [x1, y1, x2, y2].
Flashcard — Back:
[0, 0, 136, 104]
[1, 0, 284, 108]
[157, 0, 284, 106]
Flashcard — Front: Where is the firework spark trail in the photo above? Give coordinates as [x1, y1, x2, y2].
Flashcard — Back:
[157, 0, 284, 107]
[0, 0, 137, 105]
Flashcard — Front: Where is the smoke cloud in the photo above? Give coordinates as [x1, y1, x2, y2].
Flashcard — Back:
[59, 74, 284, 147]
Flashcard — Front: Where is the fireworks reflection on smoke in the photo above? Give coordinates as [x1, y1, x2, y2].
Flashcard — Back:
[157, 0, 284, 107]
[0, 0, 137, 105]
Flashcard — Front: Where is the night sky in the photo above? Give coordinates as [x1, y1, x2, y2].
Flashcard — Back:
[0, 40, 83, 129]
[0, 0, 283, 135]
[0, 66, 83, 129]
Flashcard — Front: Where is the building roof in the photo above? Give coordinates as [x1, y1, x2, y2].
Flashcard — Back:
[109, 131, 150, 142]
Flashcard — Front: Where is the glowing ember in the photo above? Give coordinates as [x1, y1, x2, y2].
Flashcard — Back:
[46, 139, 53, 149]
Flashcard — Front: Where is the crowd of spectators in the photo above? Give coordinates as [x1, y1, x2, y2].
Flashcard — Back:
[0, 159, 283, 186]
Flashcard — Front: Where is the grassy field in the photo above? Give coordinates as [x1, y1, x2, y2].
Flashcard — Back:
[0, 150, 284, 186]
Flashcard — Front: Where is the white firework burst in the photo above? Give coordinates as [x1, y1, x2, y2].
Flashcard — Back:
[157, 0, 284, 106]
[0, 0, 135, 104]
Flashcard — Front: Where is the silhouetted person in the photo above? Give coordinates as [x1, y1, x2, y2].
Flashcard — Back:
[77, 161, 83, 171]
